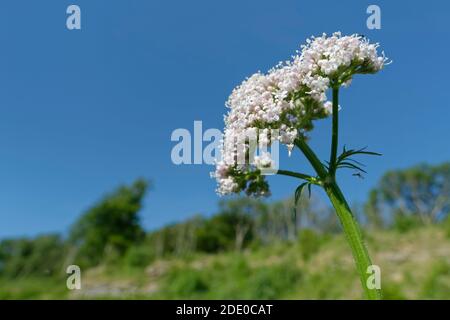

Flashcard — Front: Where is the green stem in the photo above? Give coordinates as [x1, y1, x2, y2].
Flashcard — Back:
[294, 138, 382, 299]
[324, 181, 382, 300]
[276, 169, 313, 181]
[294, 138, 328, 179]
[329, 87, 339, 175]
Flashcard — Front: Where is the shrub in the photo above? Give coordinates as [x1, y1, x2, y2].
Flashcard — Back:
[420, 261, 450, 299]
[123, 246, 155, 268]
[298, 229, 323, 261]
[392, 214, 422, 233]
[247, 264, 302, 299]
[164, 268, 209, 298]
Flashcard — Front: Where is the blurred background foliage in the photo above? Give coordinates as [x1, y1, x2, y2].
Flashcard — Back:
[0, 162, 449, 299]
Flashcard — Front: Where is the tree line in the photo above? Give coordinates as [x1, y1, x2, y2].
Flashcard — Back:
[0, 162, 449, 278]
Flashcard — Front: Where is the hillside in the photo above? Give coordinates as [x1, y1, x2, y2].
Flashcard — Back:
[1, 225, 449, 299]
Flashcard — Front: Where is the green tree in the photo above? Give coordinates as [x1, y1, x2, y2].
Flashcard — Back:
[195, 198, 264, 252]
[69, 179, 148, 267]
[366, 163, 450, 225]
[0, 234, 66, 277]
[364, 190, 384, 229]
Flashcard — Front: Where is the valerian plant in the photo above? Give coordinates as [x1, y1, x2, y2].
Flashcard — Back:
[212, 32, 390, 299]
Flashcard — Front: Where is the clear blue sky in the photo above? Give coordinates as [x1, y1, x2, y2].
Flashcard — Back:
[0, 1, 449, 238]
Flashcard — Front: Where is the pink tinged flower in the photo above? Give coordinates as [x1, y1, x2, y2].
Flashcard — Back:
[213, 32, 388, 196]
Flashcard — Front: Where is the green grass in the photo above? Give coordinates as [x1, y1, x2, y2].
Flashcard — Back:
[0, 277, 69, 299]
[1, 225, 449, 299]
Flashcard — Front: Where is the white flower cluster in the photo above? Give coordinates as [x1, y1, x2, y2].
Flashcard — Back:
[213, 32, 388, 196]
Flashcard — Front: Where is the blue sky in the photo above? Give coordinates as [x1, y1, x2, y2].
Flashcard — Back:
[0, 1, 449, 238]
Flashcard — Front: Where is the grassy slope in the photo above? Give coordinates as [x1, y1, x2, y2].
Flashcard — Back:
[1, 226, 449, 299]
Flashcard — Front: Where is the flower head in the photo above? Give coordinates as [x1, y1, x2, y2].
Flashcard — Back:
[213, 32, 388, 196]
